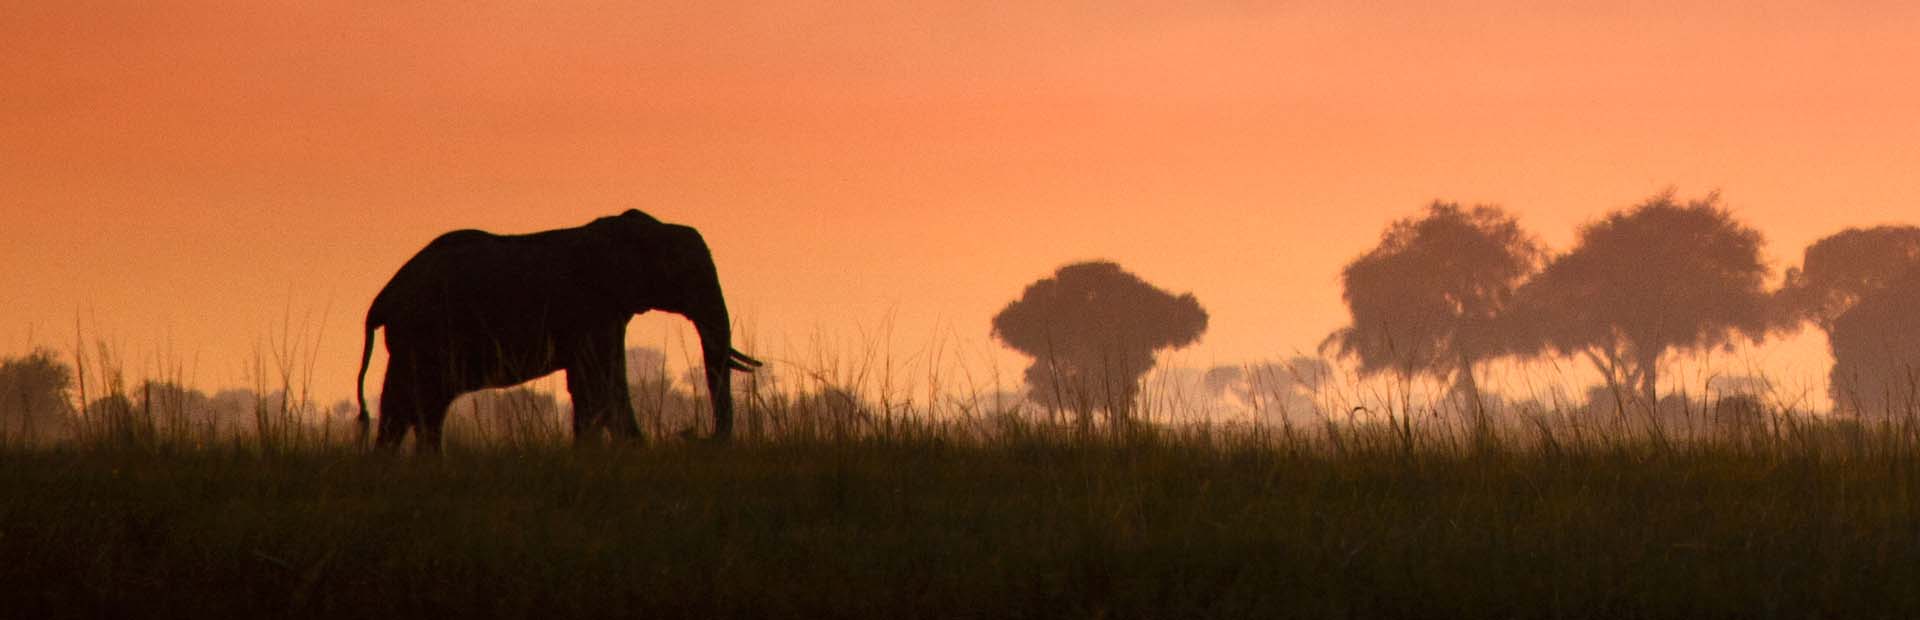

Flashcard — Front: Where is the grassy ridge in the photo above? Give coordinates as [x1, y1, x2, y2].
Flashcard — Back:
[6, 433, 1920, 619]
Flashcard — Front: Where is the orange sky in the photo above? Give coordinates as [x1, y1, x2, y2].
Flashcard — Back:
[4, 1, 1918, 403]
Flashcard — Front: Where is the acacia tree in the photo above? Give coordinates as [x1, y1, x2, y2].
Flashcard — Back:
[1507, 191, 1775, 408]
[991, 261, 1207, 428]
[1324, 202, 1544, 403]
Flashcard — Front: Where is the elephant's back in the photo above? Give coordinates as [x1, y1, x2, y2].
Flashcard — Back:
[370, 229, 563, 326]
[425, 228, 496, 249]
[415, 230, 574, 276]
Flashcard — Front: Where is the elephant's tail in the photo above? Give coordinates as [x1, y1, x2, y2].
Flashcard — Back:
[356, 318, 379, 446]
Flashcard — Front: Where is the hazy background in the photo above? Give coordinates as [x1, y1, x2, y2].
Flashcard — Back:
[4, 1, 1916, 401]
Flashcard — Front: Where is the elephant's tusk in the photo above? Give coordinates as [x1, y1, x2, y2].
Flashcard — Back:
[729, 348, 764, 368]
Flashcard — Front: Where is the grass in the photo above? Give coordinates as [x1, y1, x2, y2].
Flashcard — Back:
[9, 329, 1920, 618]
[5, 420, 1920, 619]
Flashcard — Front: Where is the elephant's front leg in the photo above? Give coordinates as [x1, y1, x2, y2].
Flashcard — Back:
[565, 330, 643, 446]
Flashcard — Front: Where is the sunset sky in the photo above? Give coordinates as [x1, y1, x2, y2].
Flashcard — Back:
[4, 1, 1918, 404]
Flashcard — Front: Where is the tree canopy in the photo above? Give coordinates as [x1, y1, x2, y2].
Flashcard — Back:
[1776, 225, 1920, 332]
[0, 348, 76, 442]
[1506, 190, 1775, 407]
[991, 261, 1207, 427]
[1325, 201, 1543, 400]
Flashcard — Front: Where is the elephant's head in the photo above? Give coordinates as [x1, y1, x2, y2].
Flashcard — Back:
[588, 209, 761, 439]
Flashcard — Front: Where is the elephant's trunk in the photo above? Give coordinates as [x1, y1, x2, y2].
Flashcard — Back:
[693, 307, 737, 441]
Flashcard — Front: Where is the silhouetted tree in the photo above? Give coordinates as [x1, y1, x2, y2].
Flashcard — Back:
[630, 346, 774, 437]
[1776, 226, 1920, 331]
[991, 261, 1208, 428]
[322, 399, 356, 422]
[209, 389, 267, 435]
[1773, 226, 1920, 414]
[82, 392, 141, 443]
[134, 380, 213, 438]
[0, 348, 77, 441]
[453, 386, 567, 441]
[1324, 202, 1544, 403]
[1204, 356, 1333, 423]
[1507, 191, 1774, 408]
[206, 388, 307, 437]
[626, 346, 671, 387]
[792, 384, 871, 435]
[1828, 271, 1920, 417]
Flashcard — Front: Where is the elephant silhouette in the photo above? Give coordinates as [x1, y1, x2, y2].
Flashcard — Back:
[355, 209, 761, 451]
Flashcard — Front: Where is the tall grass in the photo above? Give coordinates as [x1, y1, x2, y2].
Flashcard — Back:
[8, 421, 1920, 618]
[7, 331, 1920, 617]
[21, 318, 1920, 460]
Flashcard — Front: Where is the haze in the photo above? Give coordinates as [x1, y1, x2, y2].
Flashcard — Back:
[5, 1, 1918, 401]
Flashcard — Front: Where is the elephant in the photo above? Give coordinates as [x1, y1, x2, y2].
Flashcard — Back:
[354, 209, 761, 451]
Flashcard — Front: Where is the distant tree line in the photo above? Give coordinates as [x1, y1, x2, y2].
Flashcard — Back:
[0, 346, 343, 445]
[1326, 189, 1920, 418]
[986, 189, 1920, 424]
[0, 342, 909, 444]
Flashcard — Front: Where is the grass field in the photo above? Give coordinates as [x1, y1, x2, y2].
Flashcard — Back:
[6, 413, 1920, 619]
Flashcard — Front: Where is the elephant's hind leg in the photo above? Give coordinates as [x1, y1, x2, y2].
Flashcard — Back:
[413, 390, 458, 454]
[376, 364, 456, 454]
[374, 372, 419, 450]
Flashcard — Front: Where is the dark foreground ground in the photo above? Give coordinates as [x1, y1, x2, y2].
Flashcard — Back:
[4, 435, 1919, 619]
